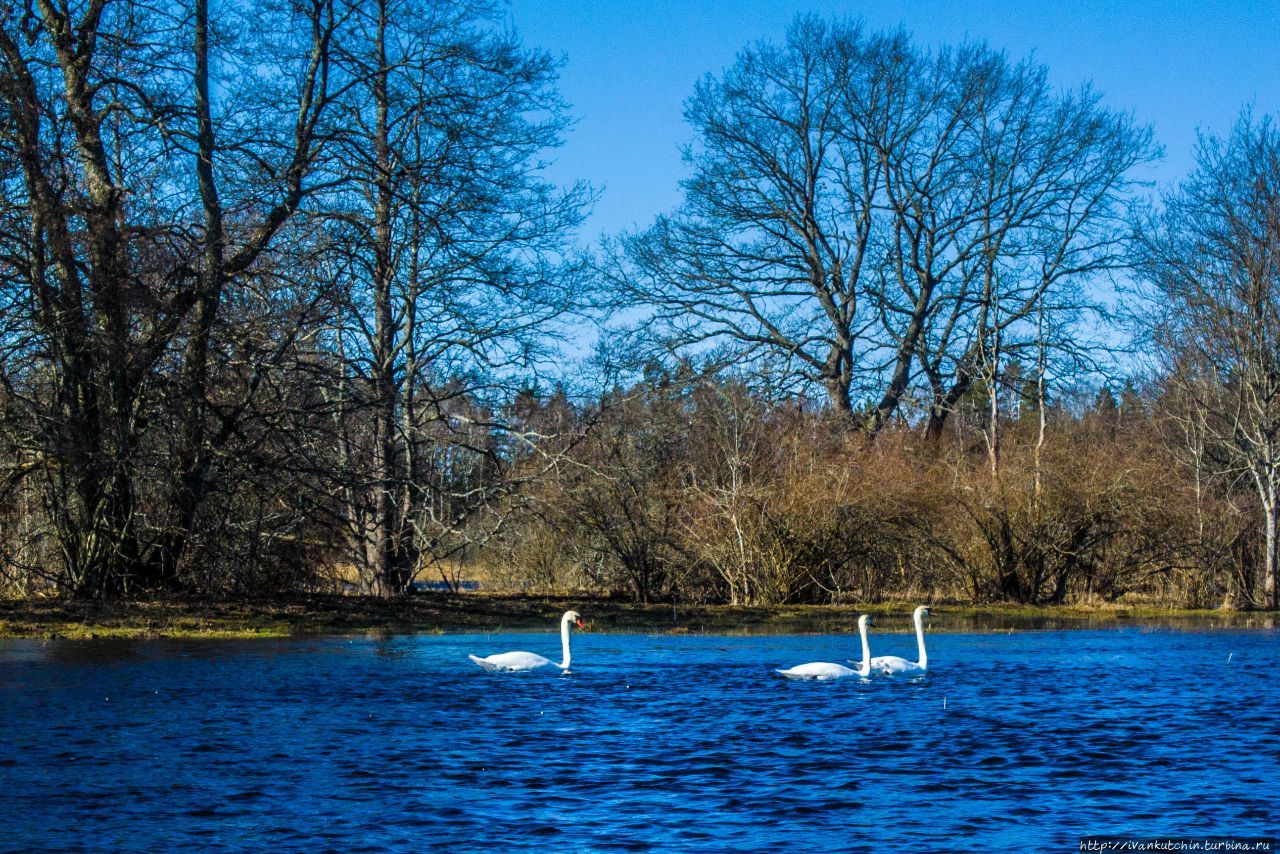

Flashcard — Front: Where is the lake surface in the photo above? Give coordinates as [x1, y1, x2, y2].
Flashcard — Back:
[2, 627, 1276, 851]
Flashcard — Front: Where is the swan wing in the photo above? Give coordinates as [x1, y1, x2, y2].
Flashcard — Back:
[469, 651, 553, 672]
[776, 662, 856, 681]
[868, 655, 925, 675]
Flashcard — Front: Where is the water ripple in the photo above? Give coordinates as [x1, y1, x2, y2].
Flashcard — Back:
[1, 628, 1277, 851]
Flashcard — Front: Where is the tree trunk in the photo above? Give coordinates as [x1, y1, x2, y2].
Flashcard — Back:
[365, 0, 407, 597]
[142, 0, 226, 590]
[823, 346, 853, 415]
[923, 373, 971, 442]
[824, 374, 852, 415]
[1265, 486, 1279, 609]
[866, 274, 937, 435]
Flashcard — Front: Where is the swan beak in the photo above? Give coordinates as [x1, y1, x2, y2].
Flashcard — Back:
[575, 620, 586, 629]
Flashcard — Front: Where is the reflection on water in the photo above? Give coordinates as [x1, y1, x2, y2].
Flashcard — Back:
[1, 628, 1276, 851]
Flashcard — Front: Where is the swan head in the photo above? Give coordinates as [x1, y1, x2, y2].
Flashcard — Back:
[857, 614, 874, 629]
[563, 610, 585, 629]
[915, 606, 932, 620]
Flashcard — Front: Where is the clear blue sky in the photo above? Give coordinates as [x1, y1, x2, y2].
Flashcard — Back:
[506, 0, 1280, 239]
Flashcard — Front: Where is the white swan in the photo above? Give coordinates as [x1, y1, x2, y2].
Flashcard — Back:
[469, 610, 584, 673]
[865, 606, 931, 675]
[776, 614, 874, 680]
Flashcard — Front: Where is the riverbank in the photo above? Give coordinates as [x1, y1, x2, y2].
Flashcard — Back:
[0, 592, 1272, 639]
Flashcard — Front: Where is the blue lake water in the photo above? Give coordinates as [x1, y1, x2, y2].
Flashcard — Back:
[1, 627, 1276, 851]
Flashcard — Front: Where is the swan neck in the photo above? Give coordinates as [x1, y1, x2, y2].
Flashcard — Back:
[915, 610, 927, 669]
[559, 617, 572, 670]
[857, 620, 871, 677]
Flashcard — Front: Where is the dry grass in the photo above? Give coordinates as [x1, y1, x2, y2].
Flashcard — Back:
[0, 592, 1271, 639]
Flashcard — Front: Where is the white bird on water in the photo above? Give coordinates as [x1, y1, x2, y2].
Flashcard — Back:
[469, 610, 584, 673]
[776, 614, 874, 681]
[864, 606, 931, 676]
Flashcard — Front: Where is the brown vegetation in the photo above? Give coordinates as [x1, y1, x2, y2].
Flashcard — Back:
[486, 374, 1262, 609]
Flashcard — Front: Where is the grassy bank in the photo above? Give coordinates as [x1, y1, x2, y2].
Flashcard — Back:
[0, 593, 1273, 639]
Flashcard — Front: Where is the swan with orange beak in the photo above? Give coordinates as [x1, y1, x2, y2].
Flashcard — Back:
[469, 610, 585, 673]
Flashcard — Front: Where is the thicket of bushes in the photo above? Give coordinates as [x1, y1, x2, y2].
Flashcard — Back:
[486, 376, 1255, 609]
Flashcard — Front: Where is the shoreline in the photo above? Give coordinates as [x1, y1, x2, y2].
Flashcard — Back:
[0, 593, 1274, 640]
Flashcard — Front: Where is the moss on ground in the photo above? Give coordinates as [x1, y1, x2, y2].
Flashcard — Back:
[0, 592, 1272, 640]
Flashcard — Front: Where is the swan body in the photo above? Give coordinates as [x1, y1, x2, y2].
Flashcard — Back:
[865, 606, 930, 675]
[777, 661, 860, 681]
[777, 615, 873, 681]
[469, 610, 584, 673]
[468, 651, 556, 672]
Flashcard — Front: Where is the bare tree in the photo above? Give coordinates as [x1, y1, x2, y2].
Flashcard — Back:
[612, 18, 880, 415]
[869, 43, 1151, 437]
[0, 0, 343, 595]
[325, 0, 590, 595]
[613, 16, 1153, 434]
[1139, 112, 1280, 608]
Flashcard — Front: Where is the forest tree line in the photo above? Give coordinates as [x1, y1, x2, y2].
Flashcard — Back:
[0, 5, 1277, 608]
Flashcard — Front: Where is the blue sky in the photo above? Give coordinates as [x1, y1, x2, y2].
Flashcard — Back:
[506, 0, 1280, 239]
